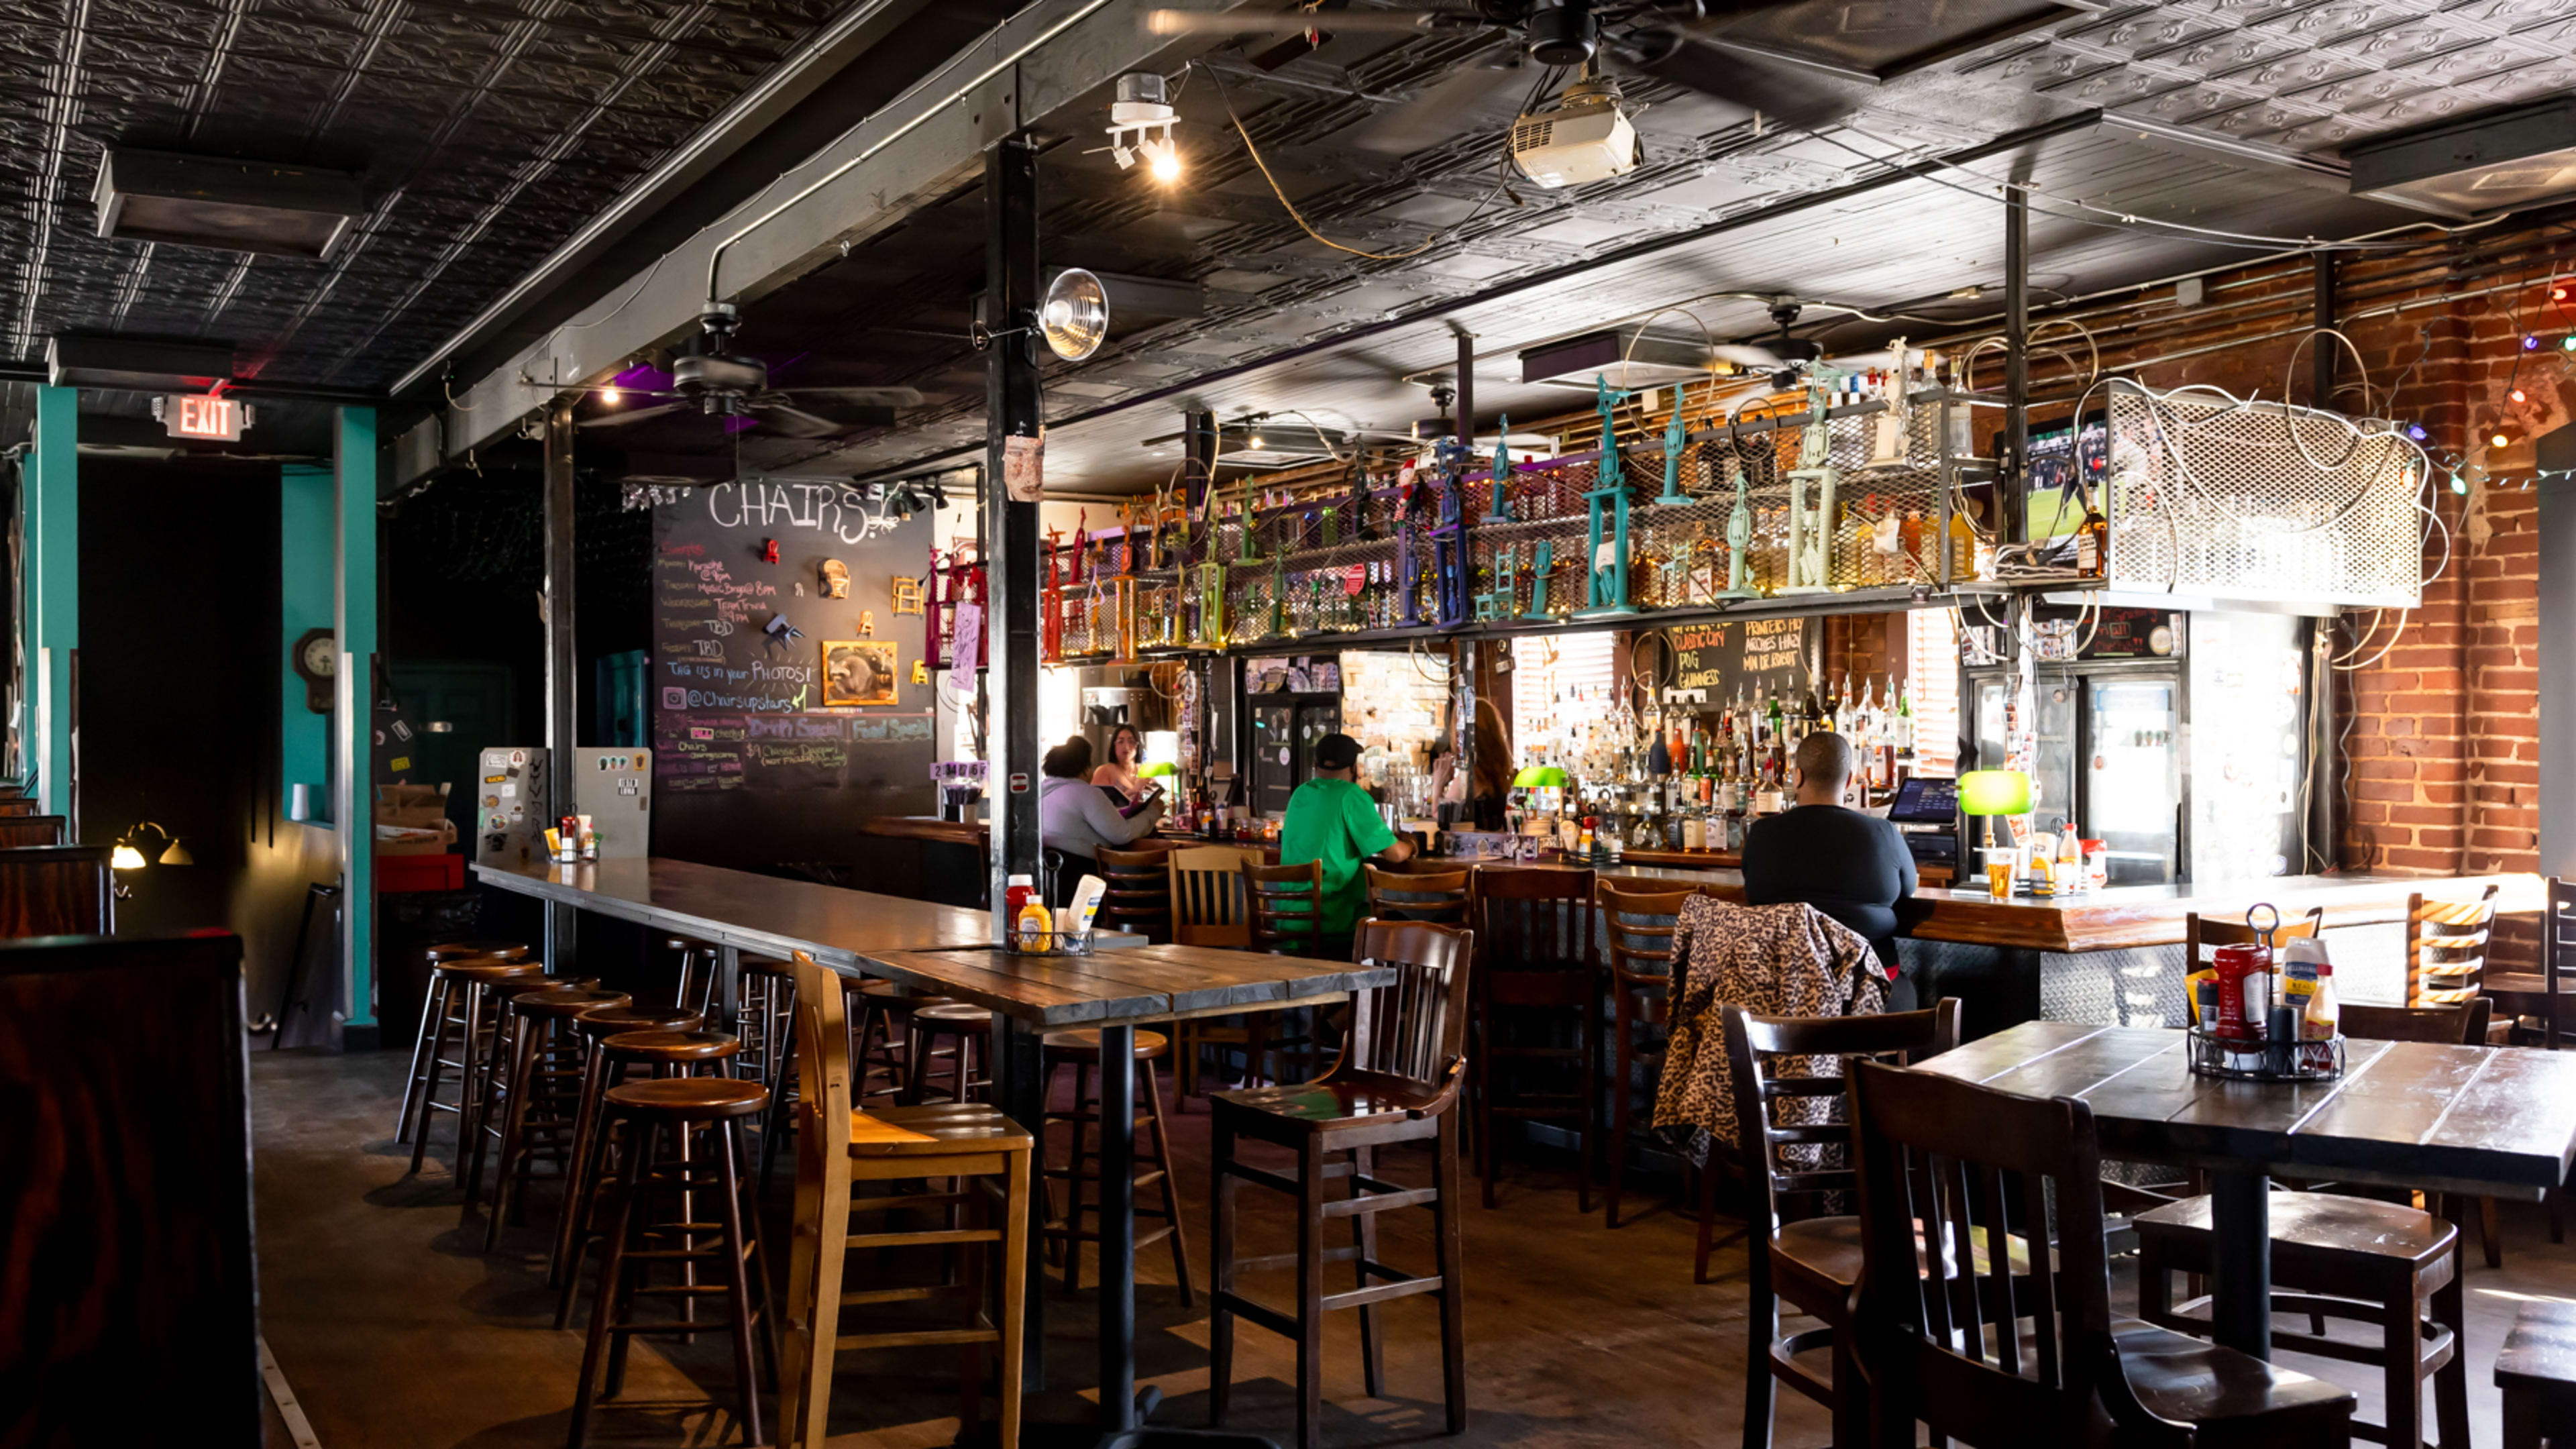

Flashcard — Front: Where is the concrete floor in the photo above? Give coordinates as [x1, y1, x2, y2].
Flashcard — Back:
[254, 1047, 2571, 1448]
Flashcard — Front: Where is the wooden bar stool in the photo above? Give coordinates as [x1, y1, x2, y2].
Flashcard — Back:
[545, 1004, 704, 1289]
[476, 986, 631, 1248]
[567, 1075, 775, 1449]
[1364, 863, 1470, 926]
[1040, 1027, 1193, 1302]
[1596, 881, 1695, 1232]
[845, 977, 941, 1102]
[555, 1028, 744, 1331]
[1468, 865, 1600, 1211]
[735, 954, 797, 1087]
[1210, 919, 1472, 1449]
[2497, 1297, 2576, 1448]
[1170, 847, 1258, 1104]
[906, 1001, 990, 1104]
[398, 940, 529, 1144]
[782, 953, 1031, 1449]
[405, 955, 547, 1176]
[1096, 843, 1175, 943]
[667, 936, 718, 1016]
[1244, 859, 1332, 959]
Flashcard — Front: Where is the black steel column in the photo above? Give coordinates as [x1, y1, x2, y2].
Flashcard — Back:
[543, 397, 580, 975]
[1183, 407, 1217, 515]
[1454, 329, 1475, 446]
[2209, 1170, 2274, 1359]
[2001, 186, 2030, 549]
[1096, 1021, 1138, 1432]
[985, 139, 1042, 945]
[2313, 252, 2337, 409]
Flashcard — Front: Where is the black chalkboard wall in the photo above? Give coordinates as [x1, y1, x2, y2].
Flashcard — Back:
[1663, 615, 1819, 703]
[652, 478, 935, 866]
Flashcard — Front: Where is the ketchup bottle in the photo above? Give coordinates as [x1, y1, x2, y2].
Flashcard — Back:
[2212, 941, 2270, 1044]
[1004, 872, 1036, 922]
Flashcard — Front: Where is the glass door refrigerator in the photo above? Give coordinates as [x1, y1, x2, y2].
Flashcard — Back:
[1960, 608, 2311, 886]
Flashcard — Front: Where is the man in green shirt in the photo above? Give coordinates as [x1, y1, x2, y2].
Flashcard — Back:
[1282, 733, 1415, 945]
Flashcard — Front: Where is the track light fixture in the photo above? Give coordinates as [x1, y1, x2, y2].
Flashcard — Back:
[1108, 72, 1182, 184]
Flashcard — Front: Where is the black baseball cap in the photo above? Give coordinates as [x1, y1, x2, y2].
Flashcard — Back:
[1314, 733, 1361, 771]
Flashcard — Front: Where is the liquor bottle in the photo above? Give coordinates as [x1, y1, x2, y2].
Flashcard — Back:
[1767, 688, 1786, 746]
[2076, 486, 2110, 580]
[1821, 672, 1842, 724]
[1802, 690, 1825, 739]
[1894, 674, 1915, 757]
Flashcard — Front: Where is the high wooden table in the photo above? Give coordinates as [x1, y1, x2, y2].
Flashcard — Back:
[1919, 1020, 2576, 1360]
[472, 857, 1390, 1432]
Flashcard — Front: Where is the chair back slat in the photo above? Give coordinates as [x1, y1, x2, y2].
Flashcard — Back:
[1598, 881, 1694, 991]
[1343, 918, 1473, 1092]
[1365, 864, 1470, 925]
[1169, 847, 1255, 947]
[1723, 1001, 1961, 1230]
[1095, 844, 1173, 943]
[2408, 883, 2502, 1004]
[1849, 1059, 2157, 1449]
[1242, 859, 1326, 953]
[790, 951, 853, 1160]
[2342, 996, 2491, 1044]
[1471, 866, 1597, 972]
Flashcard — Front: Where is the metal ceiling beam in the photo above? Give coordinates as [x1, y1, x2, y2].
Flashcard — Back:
[394, 0, 1243, 490]
[386, 0, 938, 400]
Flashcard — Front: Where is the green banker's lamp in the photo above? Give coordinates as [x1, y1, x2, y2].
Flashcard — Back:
[1955, 769, 2032, 851]
[1138, 761, 1178, 780]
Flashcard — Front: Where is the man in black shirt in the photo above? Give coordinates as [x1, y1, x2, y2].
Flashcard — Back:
[1743, 731, 1921, 1006]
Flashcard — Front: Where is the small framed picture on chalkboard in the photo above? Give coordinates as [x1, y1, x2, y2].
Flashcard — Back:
[821, 640, 899, 707]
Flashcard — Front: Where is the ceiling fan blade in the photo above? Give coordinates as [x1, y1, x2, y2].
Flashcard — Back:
[747, 404, 867, 440]
[578, 402, 686, 429]
[767, 385, 924, 407]
[1827, 347, 1904, 369]
[1615, 30, 1870, 131]
[1144, 8, 1448, 35]
[1708, 343, 1787, 369]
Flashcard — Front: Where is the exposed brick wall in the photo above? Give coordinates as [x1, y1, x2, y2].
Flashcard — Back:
[1974, 231, 2568, 970]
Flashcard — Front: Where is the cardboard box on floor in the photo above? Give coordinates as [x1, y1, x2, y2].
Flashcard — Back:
[375, 782, 456, 855]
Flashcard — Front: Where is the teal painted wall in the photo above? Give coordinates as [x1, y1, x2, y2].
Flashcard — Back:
[29, 386, 74, 822]
[335, 410, 377, 1029]
[281, 464, 332, 806]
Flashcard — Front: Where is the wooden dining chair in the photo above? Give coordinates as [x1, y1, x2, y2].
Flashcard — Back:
[1596, 880, 1695, 1232]
[0, 843, 114, 937]
[1468, 865, 1599, 1211]
[2408, 883, 2501, 1008]
[1167, 847, 1298, 1103]
[1848, 1058, 2357, 1449]
[2136, 996, 2483, 1449]
[779, 952, 1031, 1449]
[1243, 859, 1330, 957]
[1208, 918, 1472, 1449]
[2485, 876, 2576, 1049]
[1726, 1000, 1960, 1448]
[1094, 843, 1174, 944]
[0, 816, 66, 849]
[1364, 863, 1470, 926]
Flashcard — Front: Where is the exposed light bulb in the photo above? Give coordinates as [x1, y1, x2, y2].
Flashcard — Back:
[2562, 335, 2576, 352]
[2493, 432, 2512, 448]
[1148, 141, 1182, 184]
[1248, 433, 1265, 449]
[601, 386, 622, 404]
[2525, 335, 2542, 351]
[2512, 387, 2528, 403]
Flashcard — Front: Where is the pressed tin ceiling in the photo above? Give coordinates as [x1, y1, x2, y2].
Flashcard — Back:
[0, 0, 867, 392]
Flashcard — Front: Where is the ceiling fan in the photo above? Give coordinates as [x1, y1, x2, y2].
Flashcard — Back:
[580, 303, 924, 440]
[1147, 1, 1874, 131]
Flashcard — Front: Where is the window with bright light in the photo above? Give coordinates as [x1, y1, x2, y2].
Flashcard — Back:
[1907, 608, 1960, 777]
[1511, 631, 1618, 767]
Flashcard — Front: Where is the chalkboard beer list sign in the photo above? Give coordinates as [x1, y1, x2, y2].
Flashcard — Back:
[1664, 616, 1817, 703]
[651, 479, 934, 819]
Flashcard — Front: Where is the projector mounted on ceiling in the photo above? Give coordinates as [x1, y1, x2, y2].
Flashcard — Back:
[1509, 75, 1640, 190]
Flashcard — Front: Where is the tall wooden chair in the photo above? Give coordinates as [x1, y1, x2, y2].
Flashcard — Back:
[1468, 865, 1599, 1210]
[1095, 843, 1175, 944]
[1243, 859, 1329, 957]
[1365, 863, 1470, 926]
[2486, 876, 2576, 1049]
[0, 815, 66, 848]
[1726, 1000, 1961, 1448]
[1209, 919, 1472, 1449]
[2136, 996, 2484, 1449]
[1597, 880, 1695, 1231]
[2409, 883, 2502, 1008]
[1848, 1058, 2357, 1449]
[1167, 846, 1283, 1103]
[0, 843, 113, 937]
[779, 952, 1032, 1449]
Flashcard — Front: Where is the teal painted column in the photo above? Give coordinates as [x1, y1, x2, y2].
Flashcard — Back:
[334, 410, 378, 1034]
[28, 386, 74, 823]
[280, 465, 332, 804]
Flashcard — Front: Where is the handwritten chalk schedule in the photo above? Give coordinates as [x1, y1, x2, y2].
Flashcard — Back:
[651, 478, 936, 845]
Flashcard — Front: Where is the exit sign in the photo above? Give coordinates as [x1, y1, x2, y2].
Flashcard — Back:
[156, 392, 250, 441]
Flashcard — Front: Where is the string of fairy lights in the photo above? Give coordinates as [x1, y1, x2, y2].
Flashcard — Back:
[2411, 282, 2576, 496]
